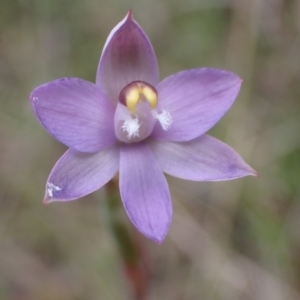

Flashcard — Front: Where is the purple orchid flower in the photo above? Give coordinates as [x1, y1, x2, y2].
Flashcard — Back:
[30, 11, 256, 243]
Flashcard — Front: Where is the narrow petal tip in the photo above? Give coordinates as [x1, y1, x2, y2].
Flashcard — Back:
[133, 221, 169, 244]
[240, 166, 259, 179]
[43, 196, 53, 205]
[126, 9, 133, 20]
[251, 169, 259, 177]
[151, 233, 168, 244]
[242, 162, 259, 178]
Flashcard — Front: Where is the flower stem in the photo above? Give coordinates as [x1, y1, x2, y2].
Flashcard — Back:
[105, 179, 149, 300]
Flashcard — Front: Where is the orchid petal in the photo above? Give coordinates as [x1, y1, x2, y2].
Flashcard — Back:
[44, 145, 119, 203]
[152, 68, 242, 141]
[30, 78, 116, 153]
[119, 143, 172, 243]
[151, 135, 257, 181]
[96, 11, 159, 104]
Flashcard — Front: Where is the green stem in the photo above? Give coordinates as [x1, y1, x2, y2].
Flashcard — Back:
[105, 179, 148, 300]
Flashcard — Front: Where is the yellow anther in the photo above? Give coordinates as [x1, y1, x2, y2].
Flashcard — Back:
[126, 88, 141, 112]
[142, 86, 157, 110]
[119, 81, 158, 112]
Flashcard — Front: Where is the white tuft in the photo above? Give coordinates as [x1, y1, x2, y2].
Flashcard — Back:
[32, 96, 38, 102]
[121, 117, 141, 139]
[153, 109, 173, 131]
[47, 182, 61, 198]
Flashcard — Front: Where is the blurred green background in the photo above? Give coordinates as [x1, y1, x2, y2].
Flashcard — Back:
[1, 0, 300, 299]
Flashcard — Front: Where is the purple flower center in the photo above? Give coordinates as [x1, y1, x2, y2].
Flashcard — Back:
[114, 81, 173, 144]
